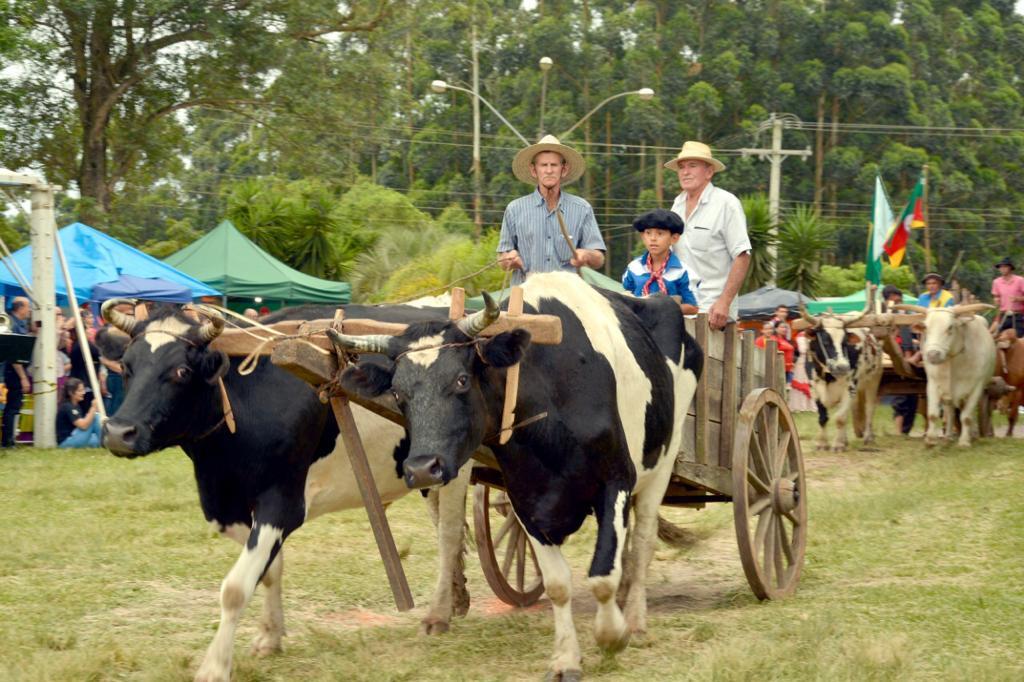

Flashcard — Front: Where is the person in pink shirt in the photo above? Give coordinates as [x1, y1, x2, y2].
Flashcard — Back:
[991, 257, 1024, 336]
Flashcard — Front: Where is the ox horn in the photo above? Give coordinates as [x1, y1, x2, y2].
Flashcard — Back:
[196, 314, 225, 343]
[325, 328, 391, 355]
[893, 303, 929, 314]
[101, 298, 140, 336]
[950, 303, 994, 316]
[456, 291, 501, 338]
[800, 306, 819, 325]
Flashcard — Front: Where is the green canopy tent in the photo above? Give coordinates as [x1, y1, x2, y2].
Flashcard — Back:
[806, 288, 915, 315]
[164, 220, 350, 310]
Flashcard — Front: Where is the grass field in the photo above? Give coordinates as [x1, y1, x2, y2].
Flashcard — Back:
[1, 412, 1022, 681]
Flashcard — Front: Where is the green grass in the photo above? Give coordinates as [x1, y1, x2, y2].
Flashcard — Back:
[0, 413, 1022, 681]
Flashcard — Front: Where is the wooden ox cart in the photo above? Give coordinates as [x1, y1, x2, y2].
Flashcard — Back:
[210, 288, 808, 610]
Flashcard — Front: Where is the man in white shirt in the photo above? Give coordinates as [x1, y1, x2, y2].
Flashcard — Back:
[665, 141, 751, 329]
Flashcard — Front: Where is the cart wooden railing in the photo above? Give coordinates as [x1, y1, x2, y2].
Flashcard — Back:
[666, 317, 787, 506]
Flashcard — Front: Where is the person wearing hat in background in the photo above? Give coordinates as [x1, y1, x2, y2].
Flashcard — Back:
[621, 208, 698, 314]
[883, 284, 922, 436]
[990, 257, 1024, 336]
[665, 141, 751, 330]
[497, 135, 605, 284]
[917, 272, 954, 308]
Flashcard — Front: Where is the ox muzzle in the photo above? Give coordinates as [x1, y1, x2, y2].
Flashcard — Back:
[102, 419, 143, 458]
[402, 454, 453, 489]
[826, 359, 852, 377]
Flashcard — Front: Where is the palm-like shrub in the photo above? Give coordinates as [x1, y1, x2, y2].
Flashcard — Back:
[777, 204, 835, 297]
[740, 193, 776, 293]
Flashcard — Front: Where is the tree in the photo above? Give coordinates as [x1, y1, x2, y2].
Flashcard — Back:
[0, 0, 389, 220]
[777, 205, 835, 297]
[740, 193, 776, 294]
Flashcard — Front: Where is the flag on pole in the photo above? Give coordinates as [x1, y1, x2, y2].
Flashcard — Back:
[884, 175, 926, 268]
[866, 175, 894, 285]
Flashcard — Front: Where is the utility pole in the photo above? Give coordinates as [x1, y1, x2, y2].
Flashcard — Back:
[739, 113, 812, 286]
[1, 169, 58, 448]
[470, 11, 482, 236]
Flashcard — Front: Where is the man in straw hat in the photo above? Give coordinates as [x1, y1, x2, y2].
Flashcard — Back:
[991, 256, 1024, 336]
[665, 140, 750, 329]
[497, 135, 605, 284]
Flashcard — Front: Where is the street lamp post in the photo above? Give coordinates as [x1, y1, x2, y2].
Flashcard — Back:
[430, 76, 654, 242]
[538, 56, 553, 138]
[559, 88, 654, 138]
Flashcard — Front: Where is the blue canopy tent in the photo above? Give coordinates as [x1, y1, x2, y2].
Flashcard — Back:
[0, 222, 220, 303]
[91, 274, 193, 303]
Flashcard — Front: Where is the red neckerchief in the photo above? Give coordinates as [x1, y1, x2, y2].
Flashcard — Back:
[642, 253, 669, 296]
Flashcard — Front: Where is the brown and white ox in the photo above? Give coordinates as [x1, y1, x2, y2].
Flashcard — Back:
[895, 303, 996, 447]
[793, 309, 883, 451]
[993, 329, 1024, 436]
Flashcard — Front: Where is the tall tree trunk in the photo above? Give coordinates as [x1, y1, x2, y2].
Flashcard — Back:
[813, 90, 825, 211]
[405, 27, 415, 186]
[582, 0, 593, 201]
[828, 95, 839, 219]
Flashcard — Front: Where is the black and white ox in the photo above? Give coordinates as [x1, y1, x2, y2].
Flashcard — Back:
[330, 272, 702, 680]
[99, 300, 470, 682]
[794, 308, 883, 451]
[896, 303, 996, 447]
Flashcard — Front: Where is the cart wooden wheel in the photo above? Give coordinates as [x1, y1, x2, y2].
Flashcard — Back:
[732, 387, 807, 600]
[473, 482, 544, 607]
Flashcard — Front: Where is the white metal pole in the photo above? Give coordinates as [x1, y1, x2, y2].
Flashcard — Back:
[768, 113, 782, 287]
[29, 185, 58, 447]
[53, 225, 106, 421]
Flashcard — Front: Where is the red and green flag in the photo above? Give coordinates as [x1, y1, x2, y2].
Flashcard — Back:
[884, 175, 926, 268]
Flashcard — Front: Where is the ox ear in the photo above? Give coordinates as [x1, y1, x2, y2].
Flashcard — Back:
[339, 362, 394, 398]
[201, 350, 230, 385]
[479, 329, 531, 369]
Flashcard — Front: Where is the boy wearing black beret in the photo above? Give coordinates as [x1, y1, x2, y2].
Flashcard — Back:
[622, 209, 698, 314]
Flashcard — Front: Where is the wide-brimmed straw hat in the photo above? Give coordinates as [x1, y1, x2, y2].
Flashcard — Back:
[663, 140, 726, 172]
[994, 257, 1015, 270]
[512, 135, 586, 185]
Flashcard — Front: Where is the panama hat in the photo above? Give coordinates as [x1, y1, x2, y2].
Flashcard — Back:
[511, 135, 586, 185]
[662, 140, 726, 172]
[994, 257, 1015, 270]
[921, 272, 945, 285]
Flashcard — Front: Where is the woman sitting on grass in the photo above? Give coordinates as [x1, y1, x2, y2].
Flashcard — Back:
[56, 378, 102, 448]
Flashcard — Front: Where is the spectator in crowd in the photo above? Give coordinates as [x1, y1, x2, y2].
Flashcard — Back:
[243, 308, 259, 320]
[883, 284, 922, 436]
[990, 257, 1024, 337]
[66, 323, 102, 407]
[2, 297, 32, 448]
[772, 305, 792, 340]
[98, 301, 133, 415]
[56, 378, 102, 448]
[918, 272, 954, 308]
[788, 326, 816, 412]
[756, 320, 795, 382]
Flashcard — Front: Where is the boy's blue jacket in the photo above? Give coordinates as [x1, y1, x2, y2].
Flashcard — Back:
[622, 251, 697, 305]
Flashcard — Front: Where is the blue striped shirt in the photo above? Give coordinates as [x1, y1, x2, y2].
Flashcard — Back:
[498, 189, 605, 285]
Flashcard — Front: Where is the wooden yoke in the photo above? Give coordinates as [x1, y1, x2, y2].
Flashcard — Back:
[499, 287, 524, 444]
[328, 307, 414, 613]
